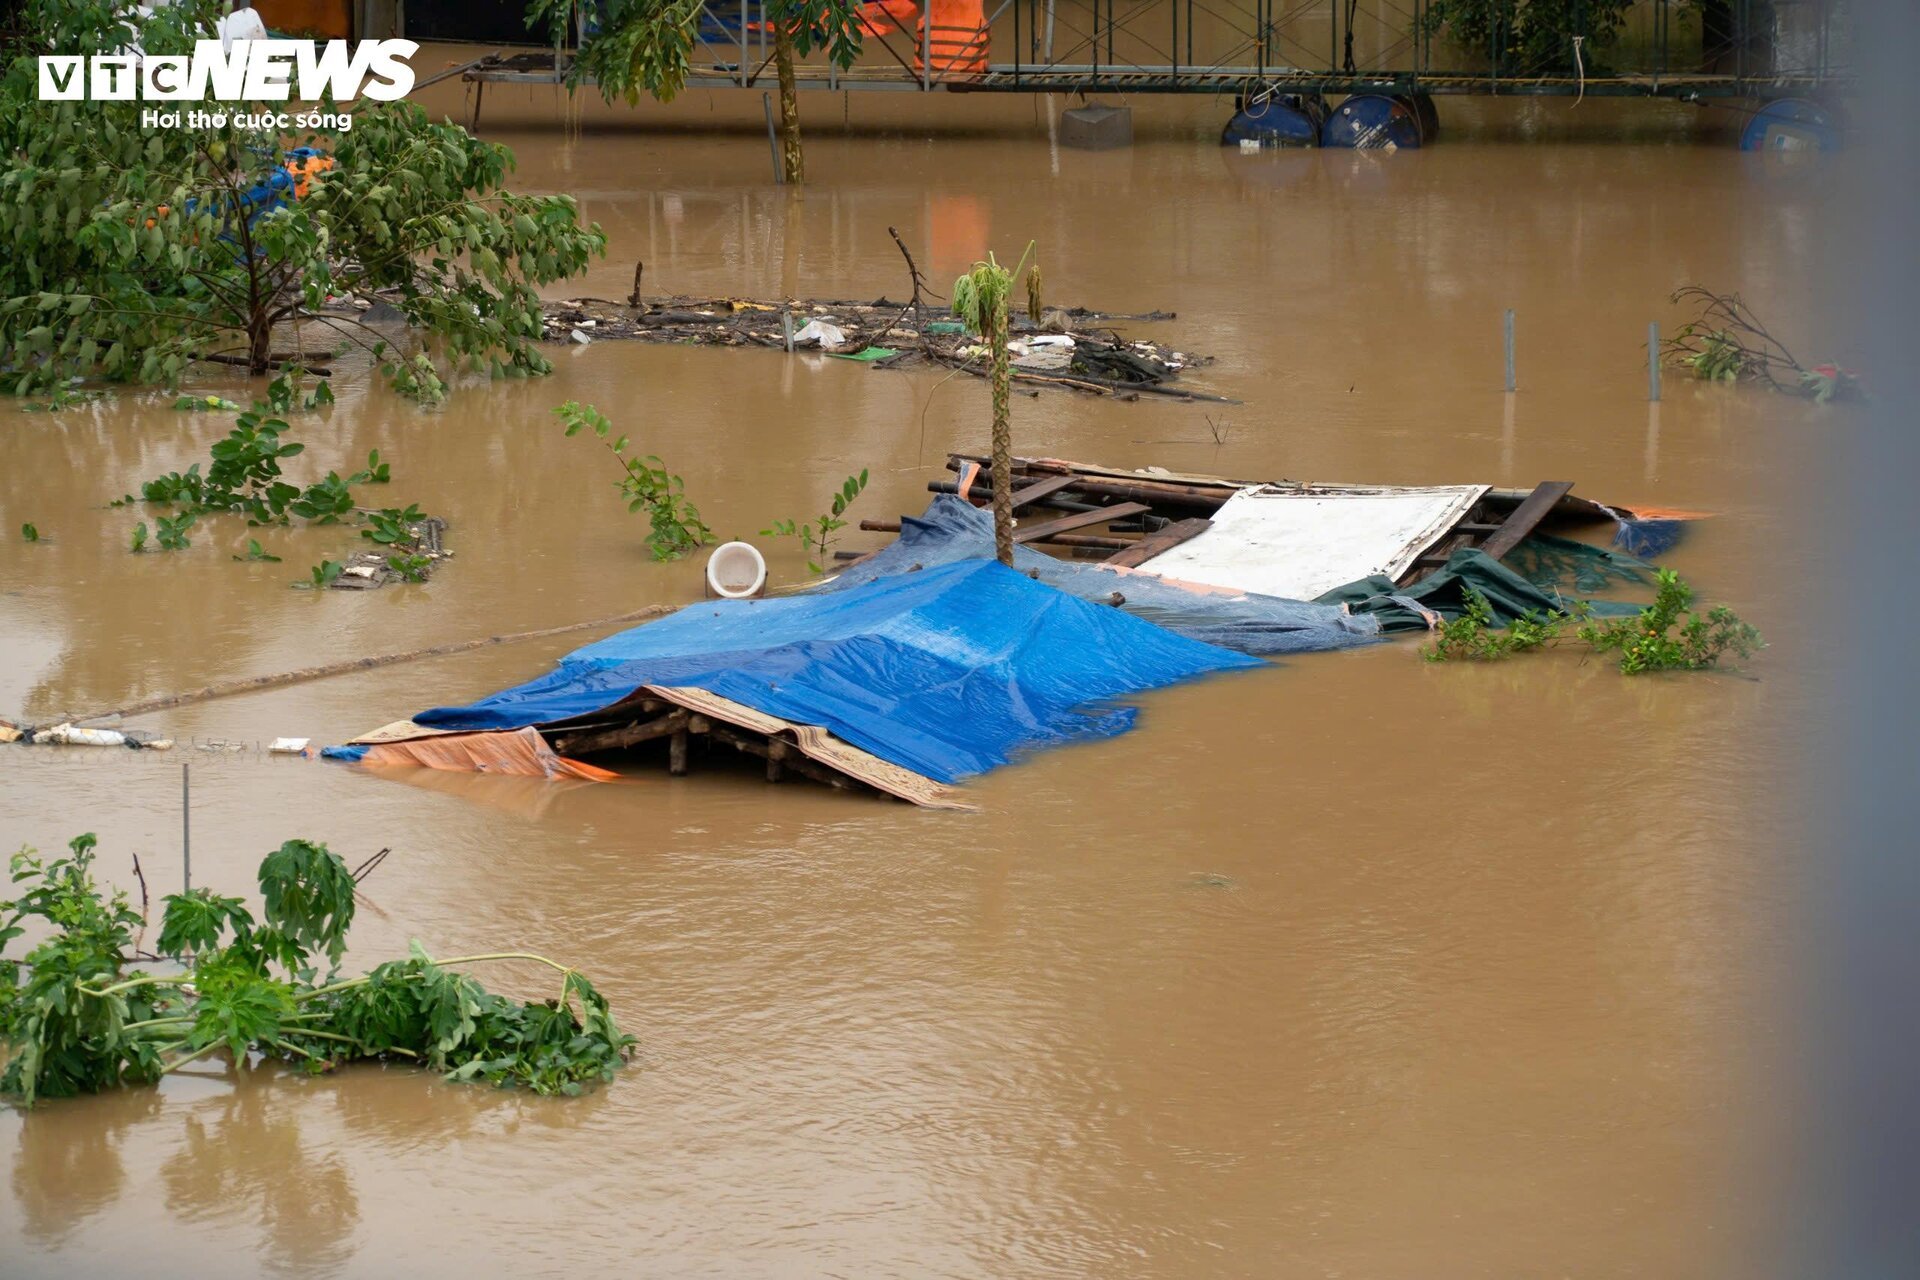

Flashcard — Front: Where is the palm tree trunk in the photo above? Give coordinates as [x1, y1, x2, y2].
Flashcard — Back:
[774, 24, 804, 184]
[989, 292, 1014, 566]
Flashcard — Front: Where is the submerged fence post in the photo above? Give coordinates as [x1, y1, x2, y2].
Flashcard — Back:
[781, 310, 795, 353]
[1503, 309, 1516, 392]
[762, 93, 783, 185]
[1649, 321, 1662, 401]
[181, 762, 190, 893]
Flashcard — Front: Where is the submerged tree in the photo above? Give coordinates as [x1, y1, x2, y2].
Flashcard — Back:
[528, 0, 865, 184]
[0, 0, 606, 401]
[951, 245, 1039, 567]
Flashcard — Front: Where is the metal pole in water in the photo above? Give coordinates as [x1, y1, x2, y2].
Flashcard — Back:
[181, 761, 190, 893]
[1503, 309, 1516, 392]
[1649, 321, 1662, 401]
[762, 93, 783, 184]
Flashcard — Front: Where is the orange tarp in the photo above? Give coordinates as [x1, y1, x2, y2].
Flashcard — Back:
[361, 727, 618, 782]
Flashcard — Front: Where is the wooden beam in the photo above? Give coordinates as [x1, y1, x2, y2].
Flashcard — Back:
[1478, 481, 1575, 560]
[553, 710, 689, 755]
[1103, 517, 1212, 568]
[1013, 502, 1151, 545]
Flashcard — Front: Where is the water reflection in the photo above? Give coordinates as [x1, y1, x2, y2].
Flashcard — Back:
[10, 1089, 162, 1247]
[158, 1068, 359, 1276]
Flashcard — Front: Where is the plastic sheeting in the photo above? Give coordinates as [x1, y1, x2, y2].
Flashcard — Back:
[413, 558, 1264, 784]
[824, 494, 1380, 656]
[1316, 547, 1645, 633]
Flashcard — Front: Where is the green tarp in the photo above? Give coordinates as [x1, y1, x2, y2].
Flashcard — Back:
[1315, 544, 1646, 634]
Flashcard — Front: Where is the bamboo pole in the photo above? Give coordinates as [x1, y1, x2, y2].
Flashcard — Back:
[64, 603, 678, 726]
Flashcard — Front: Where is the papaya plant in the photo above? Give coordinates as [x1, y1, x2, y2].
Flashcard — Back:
[1, 834, 637, 1105]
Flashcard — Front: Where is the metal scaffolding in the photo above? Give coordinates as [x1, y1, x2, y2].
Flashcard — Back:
[463, 0, 1853, 102]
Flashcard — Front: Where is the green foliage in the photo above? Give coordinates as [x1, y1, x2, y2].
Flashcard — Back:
[20, 523, 38, 542]
[531, 0, 863, 105]
[153, 511, 195, 551]
[762, 469, 869, 575]
[305, 560, 346, 590]
[233, 538, 282, 563]
[0, 834, 165, 1104]
[0, 1, 605, 400]
[1419, 0, 1637, 72]
[385, 553, 433, 583]
[361, 505, 426, 547]
[1423, 571, 1763, 674]
[556, 400, 710, 559]
[1423, 589, 1569, 662]
[130, 375, 428, 585]
[134, 371, 364, 526]
[2, 833, 637, 1106]
[1681, 329, 1752, 383]
[1577, 569, 1764, 673]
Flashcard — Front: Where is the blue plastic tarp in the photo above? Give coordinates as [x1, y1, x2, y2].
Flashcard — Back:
[824, 494, 1380, 656]
[411, 558, 1263, 784]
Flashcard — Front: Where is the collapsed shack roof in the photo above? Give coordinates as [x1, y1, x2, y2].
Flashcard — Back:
[327, 458, 1696, 807]
[327, 559, 1265, 808]
[840, 454, 1702, 599]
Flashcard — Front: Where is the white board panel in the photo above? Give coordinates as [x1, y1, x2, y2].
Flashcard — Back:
[1134, 484, 1490, 601]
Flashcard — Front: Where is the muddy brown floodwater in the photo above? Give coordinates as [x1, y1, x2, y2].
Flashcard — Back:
[1, 82, 1844, 1277]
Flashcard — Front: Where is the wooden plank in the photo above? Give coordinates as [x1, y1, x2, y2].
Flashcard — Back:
[553, 710, 689, 755]
[1013, 502, 1150, 545]
[1103, 517, 1212, 568]
[1478, 481, 1574, 560]
[1008, 474, 1082, 511]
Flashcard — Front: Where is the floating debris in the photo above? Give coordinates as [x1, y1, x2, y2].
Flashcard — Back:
[529, 294, 1228, 402]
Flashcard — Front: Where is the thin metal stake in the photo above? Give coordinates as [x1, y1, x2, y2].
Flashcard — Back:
[1648, 321, 1662, 401]
[1503, 309, 1516, 392]
[762, 93, 783, 184]
[181, 762, 191, 893]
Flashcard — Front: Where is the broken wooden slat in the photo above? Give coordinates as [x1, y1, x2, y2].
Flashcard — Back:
[1103, 517, 1212, 568]
[1008, 474, 1082, 511]
[1478, 481, 1575, 560]
[1013, 502, 1151, 545]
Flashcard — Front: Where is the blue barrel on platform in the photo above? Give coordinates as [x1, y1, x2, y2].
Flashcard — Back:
[1321, 94, 1424, 150]
[1221, 93, 1326, 149]
[1740, 98, 1841, 152]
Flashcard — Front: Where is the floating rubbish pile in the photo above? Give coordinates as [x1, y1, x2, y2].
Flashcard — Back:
[535, 294, 1230, 402]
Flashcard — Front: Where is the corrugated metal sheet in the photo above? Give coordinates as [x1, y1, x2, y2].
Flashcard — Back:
[1134, 484, 1490, 601]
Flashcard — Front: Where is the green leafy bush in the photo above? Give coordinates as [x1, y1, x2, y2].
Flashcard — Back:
[2, 834, 636, 1106]
[1577, 569, 1764, 673]
[1424, 571, 1762, 674]
[0, 1, 604, 400]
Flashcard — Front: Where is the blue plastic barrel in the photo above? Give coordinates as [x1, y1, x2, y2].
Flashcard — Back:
[1220, 93, 1326, 149]
[1739, 98, 1841, 152]
[1321, 94, 1423, 150]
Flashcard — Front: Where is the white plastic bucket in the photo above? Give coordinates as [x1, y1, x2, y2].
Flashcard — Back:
[705, 542, 767, 599]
